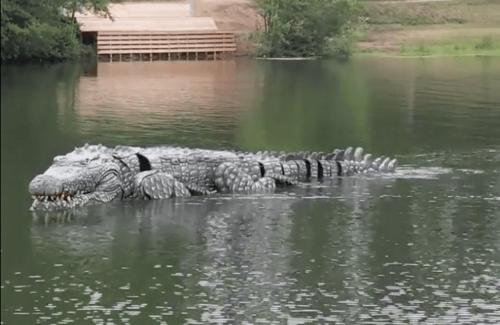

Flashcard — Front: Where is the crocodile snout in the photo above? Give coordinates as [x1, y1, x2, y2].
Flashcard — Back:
[29, 174, 63, 195]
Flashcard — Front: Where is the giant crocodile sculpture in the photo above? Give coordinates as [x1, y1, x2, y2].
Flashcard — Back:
[29, 144, 398, 210]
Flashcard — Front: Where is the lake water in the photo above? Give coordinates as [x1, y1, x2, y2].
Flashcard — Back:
[1, 57, 500, 324]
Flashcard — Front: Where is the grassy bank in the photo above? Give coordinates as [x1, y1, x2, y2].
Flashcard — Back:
[359, 34, 500, 58]
[199, 0, 500, 58]
[398, 37, 500, 57]
[357, 0, 500, 57]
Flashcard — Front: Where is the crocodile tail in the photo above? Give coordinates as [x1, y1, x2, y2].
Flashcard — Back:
[276, 146, 397, 179]
[336, 147, 398, 174]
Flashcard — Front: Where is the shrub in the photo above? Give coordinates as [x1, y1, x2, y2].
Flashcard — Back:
[475, 36, 493, 50]
[254, 0, 362, 58]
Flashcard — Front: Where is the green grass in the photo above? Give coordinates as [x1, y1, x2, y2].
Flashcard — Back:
[357, 0, 500, 58]
[398, 37, 500, 57]
[356, 37, 500, 58]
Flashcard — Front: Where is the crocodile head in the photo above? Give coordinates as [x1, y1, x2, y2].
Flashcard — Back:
[29, 145, 123, 211]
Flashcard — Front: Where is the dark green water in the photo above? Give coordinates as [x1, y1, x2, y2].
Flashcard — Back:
[1, 58, 500, 324]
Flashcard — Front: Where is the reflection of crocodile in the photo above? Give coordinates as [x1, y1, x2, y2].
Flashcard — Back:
[30, 178, 397, 323]
[29, 144, 397, 210]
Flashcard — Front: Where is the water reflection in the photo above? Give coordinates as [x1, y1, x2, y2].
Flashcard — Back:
[24, 176, 400, 324]
[8, 167, 495, 323]
[238, 58, 500, 154]
[56, 57, 500, 151]
[73, 61, 258, 146]
[2, 57, 500, 324]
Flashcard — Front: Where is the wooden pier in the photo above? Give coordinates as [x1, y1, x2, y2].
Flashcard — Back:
[97, 31, 236, 62]
[75, 2, 237, 62]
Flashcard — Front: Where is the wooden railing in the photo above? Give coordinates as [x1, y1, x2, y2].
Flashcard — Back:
[97, 31, 236, 61]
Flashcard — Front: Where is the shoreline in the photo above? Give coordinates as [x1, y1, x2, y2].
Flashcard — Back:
[354, 52, 500, 59]
[255, 57, 318, 61]
[355, 35, 500, 58]
[4, 0, 500, 63]
[201, 0, 500, 59]
[356, 0, 500, 58]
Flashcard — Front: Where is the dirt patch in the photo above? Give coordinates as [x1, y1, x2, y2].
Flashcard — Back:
[195, 0, 261, 32]
[363, 0, 500, 25]
[193, 0, 261, 55]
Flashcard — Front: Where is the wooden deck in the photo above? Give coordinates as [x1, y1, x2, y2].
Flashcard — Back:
[96, 31, 236, 62]
[76, 2, 237, 62]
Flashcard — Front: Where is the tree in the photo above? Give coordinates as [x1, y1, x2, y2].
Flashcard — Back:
[63, 0, 113, 20]
[254, 0, 362, 58]
[1, 0, 112, 62]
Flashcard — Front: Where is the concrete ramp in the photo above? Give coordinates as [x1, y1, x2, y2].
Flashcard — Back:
[78, 17, 218, 32]
[99, 2, 191, 18]
[76, 2, 192, 19]
[76, 2, 216, 32]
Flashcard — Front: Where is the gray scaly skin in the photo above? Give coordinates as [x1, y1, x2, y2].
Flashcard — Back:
[28, 144, 398, 211]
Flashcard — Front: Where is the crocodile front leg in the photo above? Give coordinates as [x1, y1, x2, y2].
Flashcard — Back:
[133, 170, 191, 199]
[214, 162, 295, 193]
